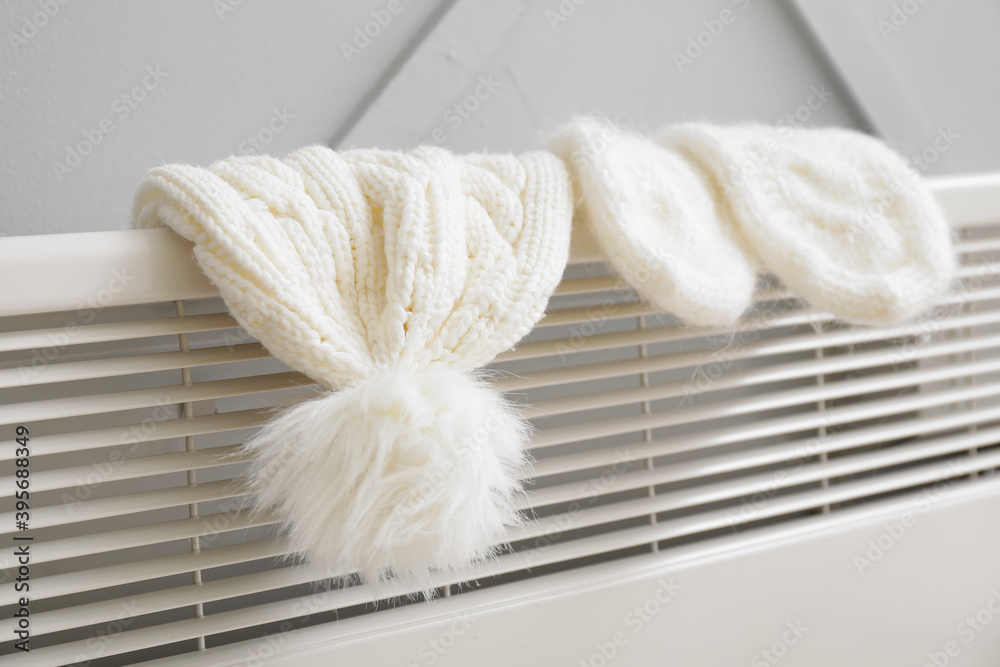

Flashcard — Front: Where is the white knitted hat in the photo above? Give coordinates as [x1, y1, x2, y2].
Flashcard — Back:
[550, 118, 757, 326]
[133, 145, 573, 583]
[555, 118, 954, 327]
[660, 123, 956, 325]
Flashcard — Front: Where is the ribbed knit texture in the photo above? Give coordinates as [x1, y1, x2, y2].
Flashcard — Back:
[131, 122, 955, 583]
[133, 145, 573, 583]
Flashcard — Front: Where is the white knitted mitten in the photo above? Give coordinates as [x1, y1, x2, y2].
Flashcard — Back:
[133, 145, 573, 583]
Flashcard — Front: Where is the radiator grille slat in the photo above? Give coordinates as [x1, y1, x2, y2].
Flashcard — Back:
[0, 177, 998, 664]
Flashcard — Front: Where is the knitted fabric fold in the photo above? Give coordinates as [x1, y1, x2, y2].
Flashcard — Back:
[132, 120, 954, 584]
[133, 145, 574, 583]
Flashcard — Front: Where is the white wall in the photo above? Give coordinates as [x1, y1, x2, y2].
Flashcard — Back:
[1, 0, 997, 237]
[0, 0, 447, 236]
[345, 0, 865, 153]
[793, 0, 1000, 175]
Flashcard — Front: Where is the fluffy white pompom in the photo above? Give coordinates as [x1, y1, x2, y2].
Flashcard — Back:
[241, 367, 529, 584]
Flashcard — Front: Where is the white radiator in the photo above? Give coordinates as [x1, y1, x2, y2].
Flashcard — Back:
[1, 173, 1000, 666]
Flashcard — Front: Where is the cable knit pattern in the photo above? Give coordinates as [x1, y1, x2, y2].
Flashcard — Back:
[554, 119, 955, 327]
[132, 145, 573, 583]
[134, 146, 571, 383]
[132, 122, 954, 583]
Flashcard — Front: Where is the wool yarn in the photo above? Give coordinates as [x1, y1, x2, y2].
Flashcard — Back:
[661, 123, 955, 325]
[550, 118, 757, 326]
[554, 119, 955, 327]
[133, 120, 954, 584]
[133, 145, 573, 582]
